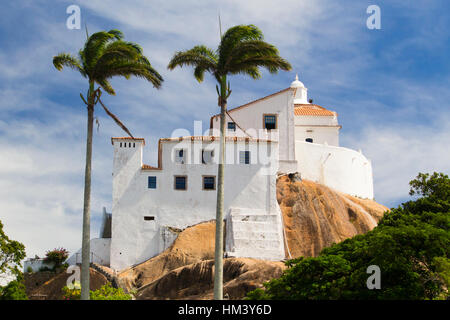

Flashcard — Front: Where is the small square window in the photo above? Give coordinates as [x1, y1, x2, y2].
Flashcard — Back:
[228, 122, 236, 131]
[174, 176, 187, 190]
[239, 151, 250, 164]
[148, 176, 157, 189]
[264, 115, 276, 130]
[203, 176, 216, 190]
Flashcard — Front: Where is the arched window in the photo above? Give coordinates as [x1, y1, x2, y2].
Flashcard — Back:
[305, 138, 313, 143]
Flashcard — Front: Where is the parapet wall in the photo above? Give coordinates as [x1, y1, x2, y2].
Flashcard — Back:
[295, 141, 374, 199]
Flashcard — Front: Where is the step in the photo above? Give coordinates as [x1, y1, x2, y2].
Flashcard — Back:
[231, 231, 281, 240]
[233, 238, 282, 249]
[230, 215, 279, 223]
[227, 250, 284, 261]
[230, 221, 280, 232]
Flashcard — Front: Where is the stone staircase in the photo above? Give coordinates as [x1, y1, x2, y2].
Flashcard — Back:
[225, 208, 285, 261]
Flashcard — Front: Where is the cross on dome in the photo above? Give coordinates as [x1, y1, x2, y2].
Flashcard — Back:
[290, 73, 305, 88]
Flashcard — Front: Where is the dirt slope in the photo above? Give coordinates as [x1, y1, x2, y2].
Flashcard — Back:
[28, 268, 108, 300]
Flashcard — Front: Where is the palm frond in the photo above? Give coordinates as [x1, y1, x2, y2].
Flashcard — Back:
[92, 41, 144, 78]
[82, 30, 120, 72]
[99, 61, 163, 89]
[52, 53, 86, 77]
[218, 25, 263, 68]
[107, 29, 124, 40]
[228, 55, 292, 76]
[96, 78, 115, 95]
[168, 45, 218, 82]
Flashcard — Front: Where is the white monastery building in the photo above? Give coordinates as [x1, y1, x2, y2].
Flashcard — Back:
[65, 76, 375, 271]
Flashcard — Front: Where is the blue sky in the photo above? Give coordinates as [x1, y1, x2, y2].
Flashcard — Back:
[0, 0, 449, 259]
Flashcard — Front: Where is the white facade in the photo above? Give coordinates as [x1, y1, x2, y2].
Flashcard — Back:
[71, 76, 375, 271]
[210, 76, 374, 199]
[66, 238, 111, 266]
[110, 136, 284, 271]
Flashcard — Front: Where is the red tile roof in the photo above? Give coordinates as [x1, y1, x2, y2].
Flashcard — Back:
[294, 104, 336, 116]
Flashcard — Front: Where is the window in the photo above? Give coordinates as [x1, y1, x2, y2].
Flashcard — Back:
[263, 114, 277, 130]
[174, 176, 187, 190]
[148, 176, 157, 189]
[239, 151, 250, 164]
[305, 138, 313, 143]
[203, 176, 216, 190]
[175, 149, 185, 164]
[202, 149, 214, 164]
[228, 122, 236, 131]
[144, 216, 155, 221]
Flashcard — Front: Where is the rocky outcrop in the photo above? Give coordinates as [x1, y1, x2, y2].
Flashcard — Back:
[136, 258, 285, 300]
[278, 176, 388, 258]
[118, 220, 216, 292]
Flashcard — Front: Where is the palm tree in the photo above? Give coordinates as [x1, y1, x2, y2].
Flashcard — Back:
[53, 29, 163, 300]
[168, 24, 291, 299]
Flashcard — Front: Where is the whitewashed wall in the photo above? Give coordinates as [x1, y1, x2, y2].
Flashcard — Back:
[295, 141, 374, 199]
[294, 114, 340, 146]
[210, 88, 296, 163]
[110, 138, 280, 271]
[23, 259, 54, 273]
[66, 238, 111, 266]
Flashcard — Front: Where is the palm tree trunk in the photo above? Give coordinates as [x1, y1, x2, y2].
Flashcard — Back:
[213, 78, 227, 300]
[80, 83, 94, 300]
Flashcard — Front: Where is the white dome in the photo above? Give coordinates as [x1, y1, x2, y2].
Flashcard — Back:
[290, 74, 305, 88]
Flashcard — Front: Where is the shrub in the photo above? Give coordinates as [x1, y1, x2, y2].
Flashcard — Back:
[62, 283, 132, 300]
[44, 248, 69, 269]
[26, 266, 33, 273]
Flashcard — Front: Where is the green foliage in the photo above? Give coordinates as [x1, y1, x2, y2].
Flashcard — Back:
[62, 281, 81, 300]
[44, 247, 69, 269]
[168, 24, 291, 101]
[53, 29, 163, 97]
[0, 219, 26, 280]
[248, 172, 450, 300]
[89, 283, 132, 300]
[26, 266, 33, 273]
[0, 278, 28, 300]
[62, 283, 131, 300]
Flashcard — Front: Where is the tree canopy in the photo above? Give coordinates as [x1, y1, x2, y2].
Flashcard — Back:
[0, 219, 27, 300]
[247, 172, 450, 300]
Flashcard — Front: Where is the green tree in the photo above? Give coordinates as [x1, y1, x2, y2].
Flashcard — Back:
[248, 172, 449, 300]
[0, 220, 26, 280]
[53, 29, 163, 300]
[0, 220, 27, 300]
[168, 24, 291, 299]
[0, 276, 28, 300]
